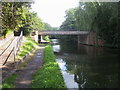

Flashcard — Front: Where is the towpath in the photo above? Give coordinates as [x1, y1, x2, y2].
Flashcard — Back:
[15, 46, 45, 88]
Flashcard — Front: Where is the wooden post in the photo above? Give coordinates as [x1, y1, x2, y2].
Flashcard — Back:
[78, 35, 80, 43]
[14, 47, 16, 62]
[41, 35, 43, 42]
[34, 31, 38, 43]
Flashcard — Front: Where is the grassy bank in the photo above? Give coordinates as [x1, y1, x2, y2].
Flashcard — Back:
[31, 45, 66, 88]
[17, 37, 40, 69]
[17, 37, 39, 60]
[1, 74, 17, 88]
[2, 37, 39, 88]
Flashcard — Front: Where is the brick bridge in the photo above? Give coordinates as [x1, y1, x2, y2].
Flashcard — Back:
[31, 30, 102, 46]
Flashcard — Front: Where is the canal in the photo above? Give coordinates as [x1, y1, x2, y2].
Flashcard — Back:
[51, 39, 120, 88]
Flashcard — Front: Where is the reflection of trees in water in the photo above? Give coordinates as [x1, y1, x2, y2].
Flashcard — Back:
[74, 64, 88, 88]
[57, 39, 120, 88]
[63, 55, 119, 88]
[74, 64, 119, 88]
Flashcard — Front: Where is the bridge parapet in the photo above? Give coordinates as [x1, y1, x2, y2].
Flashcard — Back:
[38, 30, 89, 35]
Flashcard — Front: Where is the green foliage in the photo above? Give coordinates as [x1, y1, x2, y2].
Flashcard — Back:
[21, 11, 44, 36]
[59, 8, 78, 42]
[31, 45, 66, 88]
[1, 2, 45, 37]
[2, 3, 27, 30]
[60, 8, 77, 30]
[42, 36, 51, 42]
[2, 74, 17, 88]
[43, 22, 59, 30]
[29, 13, 44, 30]
[43, 23, 53, 30]
[1, 2, 30, 37]
[1, 2, 57, 38]
[60, 2, 119, 48]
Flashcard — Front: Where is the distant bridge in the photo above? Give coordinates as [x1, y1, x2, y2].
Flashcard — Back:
[31, 30, 102, 46]
[38, 30, 89, 35]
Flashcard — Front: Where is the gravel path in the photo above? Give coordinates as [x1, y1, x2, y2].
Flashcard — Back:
[15, 46, 45, 88]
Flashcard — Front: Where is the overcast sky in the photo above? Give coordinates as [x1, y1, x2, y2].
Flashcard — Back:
[31, 0, 79, 27]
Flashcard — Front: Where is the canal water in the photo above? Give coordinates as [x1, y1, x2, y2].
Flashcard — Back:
[51, 39, 120, 88]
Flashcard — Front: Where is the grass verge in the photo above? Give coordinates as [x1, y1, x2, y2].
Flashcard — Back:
[1, 73, 17, 88]
[16, 37, 40, 69]
[31, 45, 66, 88]
[17, 37, 39, 60]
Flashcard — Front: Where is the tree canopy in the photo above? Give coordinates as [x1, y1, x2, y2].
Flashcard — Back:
[1, 2, 49, 37]
[60, 2, 120, 48]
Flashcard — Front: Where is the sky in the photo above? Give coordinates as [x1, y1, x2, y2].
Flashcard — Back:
[31, 0, 79, 27]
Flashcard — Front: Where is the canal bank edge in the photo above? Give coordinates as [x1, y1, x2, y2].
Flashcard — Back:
[31, 45, 66, 88]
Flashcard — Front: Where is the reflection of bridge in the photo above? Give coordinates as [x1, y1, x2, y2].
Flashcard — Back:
[38, 30, 89, 35]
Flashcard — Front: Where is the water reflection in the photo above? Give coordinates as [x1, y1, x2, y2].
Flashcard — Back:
[56, 58, 79, 88]
[51, 39, 59, 44]
[52, 45, 61, 53]
[51, 39, 120, 88]
[56, 58, 67, 71]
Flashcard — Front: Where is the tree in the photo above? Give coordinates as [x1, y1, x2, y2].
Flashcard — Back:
[60, 8, 77, 31]
[1, 2, 45, 37]
[20, 10, 44, 36]
[1, 2, 32, 37]
[60, 1, 120, 48]
[43, 23, 52, 30]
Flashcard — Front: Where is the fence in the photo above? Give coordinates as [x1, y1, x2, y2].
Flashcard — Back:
[2, 31, 23, 65]
[13, 31, 23, 62]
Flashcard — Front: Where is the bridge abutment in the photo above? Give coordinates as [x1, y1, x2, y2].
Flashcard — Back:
[77, 32, 103, 47]
[31, 31, 39, 43]
[38, 35, 43, 43]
